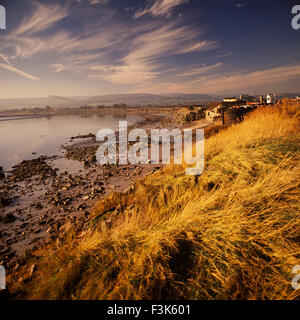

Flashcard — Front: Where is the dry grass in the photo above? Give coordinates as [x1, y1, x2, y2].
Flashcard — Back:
[11, 101, 300, 300]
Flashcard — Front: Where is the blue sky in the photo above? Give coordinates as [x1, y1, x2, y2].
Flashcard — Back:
[0, 0, 300, 98]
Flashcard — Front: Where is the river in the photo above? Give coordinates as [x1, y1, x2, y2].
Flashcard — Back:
[0, 113, 143, 170]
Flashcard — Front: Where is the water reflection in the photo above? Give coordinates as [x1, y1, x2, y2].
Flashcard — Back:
[0, 113, 142, 170]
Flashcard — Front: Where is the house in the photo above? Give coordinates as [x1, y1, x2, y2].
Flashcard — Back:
[290, 97, 300, 102]
[223, 97, 245, 107]
[240, 94, 258, 103]
[267, 94, 276, 104]
[223, 97, 239, 103]
[206, 105, 222, 120]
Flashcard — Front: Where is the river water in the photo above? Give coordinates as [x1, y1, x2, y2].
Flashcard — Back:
[0, 113, 143, 171]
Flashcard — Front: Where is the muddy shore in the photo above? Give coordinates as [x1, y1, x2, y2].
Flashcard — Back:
[0, 110, 215, 277]
[0, 112, 189, 271]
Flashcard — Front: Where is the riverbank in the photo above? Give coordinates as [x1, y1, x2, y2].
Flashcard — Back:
[0, 111, 213, 272]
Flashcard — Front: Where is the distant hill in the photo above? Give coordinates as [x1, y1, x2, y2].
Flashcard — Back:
[0, 93, 220, 111]
[276, 93, 300, 100]
[0, 95, 77, 110]
[1, 92, 299, 111]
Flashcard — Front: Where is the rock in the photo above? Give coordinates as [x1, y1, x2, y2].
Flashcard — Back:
[4, 251, 15, 259]
[39, 220, 46, 226]
[9, 157, 55, 181]
[35, 203, 43, 209]
[0, 196, 10, 208]
[175, 107, 206, 124]
[0, 247, 11, 255]
[20, 222, 29, 228]
[70, 133, 95, 140]
[0, 213, 16, 224]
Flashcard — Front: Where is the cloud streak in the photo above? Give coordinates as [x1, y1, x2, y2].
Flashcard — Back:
[0, 62, 40, 80]
[12, 2, 68, 37]
[236, 3, 246, 8]
[134, 0, 189, 19]
[178, 63, 222, 77]
[89, 0, 109, 5]
[136, 64, 300, 94]
[193, 64, 300, 93]
[91, 22, 216, 85]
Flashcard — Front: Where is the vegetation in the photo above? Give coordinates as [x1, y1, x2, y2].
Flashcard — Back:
[11, 100, 300, 300]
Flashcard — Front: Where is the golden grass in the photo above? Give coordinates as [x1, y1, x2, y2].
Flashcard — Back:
[12, 101, 300, 300]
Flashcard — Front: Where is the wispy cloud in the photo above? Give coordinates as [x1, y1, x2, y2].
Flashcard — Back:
[177, 40, 218, 54]
[1, 2, 120, 60]
[193, 64, 300, 93]
[0, 53, 12, 66]
[218, 50, 234, 58]
[178, 62, 222, 77]
[52, 63, 67, 73]
[91, 22, 216, 85]
[12, 2, 68, 37]
[0, 61, 40, 80]
[134, 0, 189, 19]
[136, 64, 300, 94]
[89, 0, 109, 5]
[0, 1, 231, 93]
[0, 2, 71, 60]
[0, 1, 219, 88]
[236, 3, 246, 8]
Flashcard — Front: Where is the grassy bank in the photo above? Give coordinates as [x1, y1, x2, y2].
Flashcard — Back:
[11, 101, 300, 300]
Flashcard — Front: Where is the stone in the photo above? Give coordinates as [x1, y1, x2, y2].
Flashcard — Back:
[1, 213, 16, 224]
[0, 197, 10, 208]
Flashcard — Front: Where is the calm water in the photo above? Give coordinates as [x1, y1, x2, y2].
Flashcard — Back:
[0, 113, 143, 170]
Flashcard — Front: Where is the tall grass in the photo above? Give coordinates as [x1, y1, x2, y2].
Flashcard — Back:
[12, 101, 300, 300]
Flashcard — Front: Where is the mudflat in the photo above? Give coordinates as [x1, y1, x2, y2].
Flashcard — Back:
[0, 111, 181, 269]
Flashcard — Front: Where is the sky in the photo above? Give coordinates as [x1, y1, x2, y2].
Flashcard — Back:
[0, 0, 300, 98]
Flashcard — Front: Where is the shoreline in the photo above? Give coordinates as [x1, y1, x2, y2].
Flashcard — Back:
[0, 111, 214, 272]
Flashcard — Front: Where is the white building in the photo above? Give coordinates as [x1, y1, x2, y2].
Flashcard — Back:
[206, 105, 222, 120]
[267, 94, 276, 104]
[223, 97, 239, 103]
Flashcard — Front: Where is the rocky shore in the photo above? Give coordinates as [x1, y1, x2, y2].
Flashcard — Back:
[0, 113, 178, 273]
